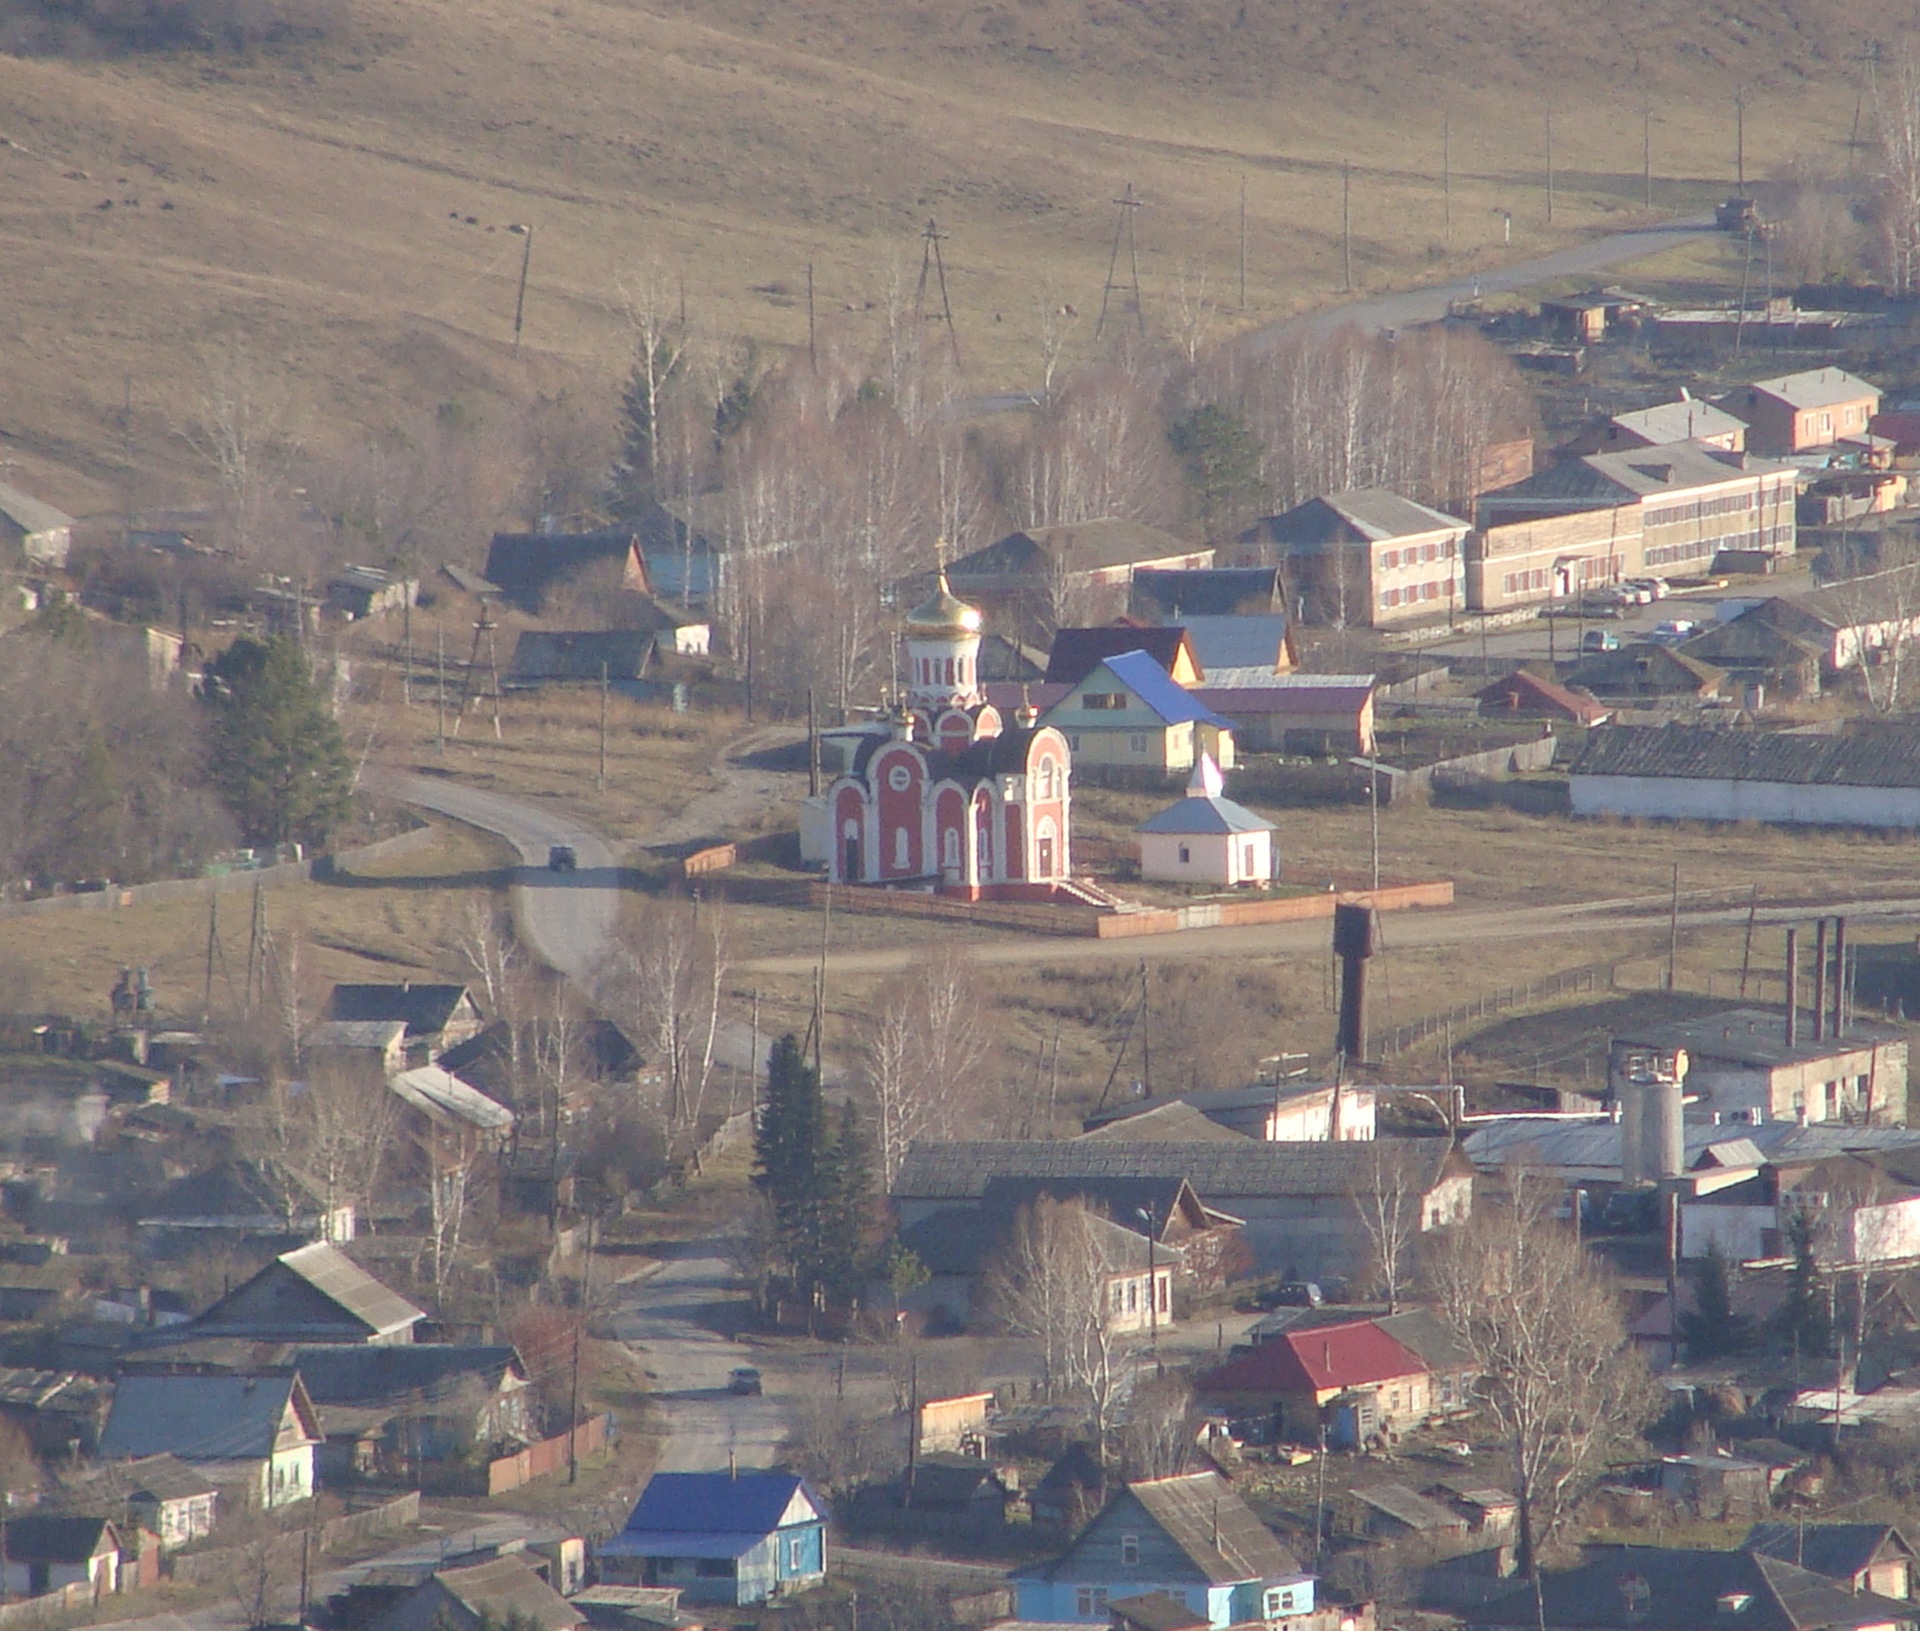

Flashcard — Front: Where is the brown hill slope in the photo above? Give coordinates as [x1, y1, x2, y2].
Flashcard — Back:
[0, 0, 1887, 513]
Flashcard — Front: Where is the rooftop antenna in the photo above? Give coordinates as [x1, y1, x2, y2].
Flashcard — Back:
[915, 218, 962, 368]
[1096, 183, 1146, 340]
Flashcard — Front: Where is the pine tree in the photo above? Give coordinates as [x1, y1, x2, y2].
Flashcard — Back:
[202, 636, 353, 848]
[817, 1098, 873, 1299]
[1167, 403, 1267, 541]
[1680, 1241, 1750, 1359]
[753, 1034, 827, 1275]
[1776, 1207, 1832, 1359]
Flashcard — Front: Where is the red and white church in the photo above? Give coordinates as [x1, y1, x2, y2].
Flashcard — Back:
[825, 575, 1073, 899]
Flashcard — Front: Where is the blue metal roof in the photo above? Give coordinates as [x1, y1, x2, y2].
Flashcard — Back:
[1097, 651, 1233, 728]
[620, 1472, 819, 1537]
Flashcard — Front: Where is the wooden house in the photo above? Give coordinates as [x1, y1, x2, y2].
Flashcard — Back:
[1745, 1524, 1917, 1600]
[167, 1242, 424, 1346]
[1197, 1317, 1434, 1446]
[368, 1555, 584, 1631]
[0, 480, 74, 569]
[110, 1453, 219, 1550]
[482, 531, 652, 614]
[596, 1473, 827, 1606]
[1011, 1470, 1312, 1626]
[1042, 651, 1235, 778]
[327, 983, 484, 1065]
[98, 1372, 321, 1510]
[1047, 626, 1203, 688]
[1, 1517, 120, 1600]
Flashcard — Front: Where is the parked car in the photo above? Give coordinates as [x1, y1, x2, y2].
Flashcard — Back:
[1272, 1281, 1324, 1307]
[1584, 586, 1632, 610]
[548, 844, 578, 872]
[1625, 576, 1670, 600]
[728, 1366, 763, 1395]
[1649, 619, 1698, 645]
[1582, 630, 1621, 653]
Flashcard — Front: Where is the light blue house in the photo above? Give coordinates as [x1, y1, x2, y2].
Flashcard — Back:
[1042, 650, 1237, 777]
[596, 1472, 827, 1605]
[1012, 1470, 1312, 1626]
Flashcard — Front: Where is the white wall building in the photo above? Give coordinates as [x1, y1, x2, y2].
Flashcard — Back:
[1136, 755, 1275, 886]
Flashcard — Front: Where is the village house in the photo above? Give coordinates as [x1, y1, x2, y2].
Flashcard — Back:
[327, 983, 484, 1065]
[388, 1063, 516, 1148]
[503, 614, 708, 694]
[1189, 672, 1376, 755]
[1029, 1442, 1109, 1531]
[98, 1372, 321, 1509]
[1474, 1544, 1912, 1631]
[1135, 755, 1275, 887]
[1722, 567, 1920, 686]
[819, 576, 1074, 897]
[1471, 440, 1799, 611]
[367, 1554, 584, 1631]
[0, 480, 75, 569]
[305, 1018, 410, 1078]
[1085, 1081, 1378, 1144]
[1745, 1524, 1917, 1600]
[482, 530, 653, 614]
[110, 1454, 219, 1550]
[1566, 394, 1748, 455]
[1350, 1483, 1471, 1543]
[1130, 566, 1284, 620]
[1047, 627, 1204, 687]
[1173, 614, 1295, 674]
[890, 1453, 1017, 1528]
[293, 1344, 534, 1479]
[1476, 669, 1611, 726]
[938, 522, 1214, 643]
[896, 1194, 1184, 1334]
[1011, 1469, 1312, 1627]
[1570, 722, 1920, 829]
[1198, 1317, 1437, 1446]
[1242, 490, 1469, 628]
[596, 1473, 827, 1606]
[891, 1139, 1472, 1282]
[161, 1241, 424, 1346]
[1566, 642, 1727, 704]
[1, 1517, 120, 1601]
[1043, 651, 1236, 778]
[1725, 368, 1883, 455]
[136, 1159, 357, 1248]
[1681, 611, 1826, 702]
[325, 566, 417, 622]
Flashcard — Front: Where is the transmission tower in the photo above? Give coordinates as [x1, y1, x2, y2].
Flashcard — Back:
[914, 218, 961, 368]
[1095, 183, 1146, 340]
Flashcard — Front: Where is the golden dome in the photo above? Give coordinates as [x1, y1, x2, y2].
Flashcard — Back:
[905, 570, 983, 637]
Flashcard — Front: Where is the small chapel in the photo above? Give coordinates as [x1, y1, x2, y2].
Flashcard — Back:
[824, 573, 1074, 899]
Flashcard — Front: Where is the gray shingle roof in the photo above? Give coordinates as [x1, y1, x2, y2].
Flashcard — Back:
[1251, 490, 1466, 547]
[99, 1373, 316, 1461]
[892, 1139, 1455, 1202]
[1610, 399, 1747, 445]
[328, 983, 473, 1037]
[1748, 368, 1881, 413]
[273, 1242, 425, 1337]
[1744, 1523, 1914, 1584]
[1571, 722, 1920, 790]
[1354, 1483, 1467, 1531]
[1136, 791, 1275, 836]
[1129, 1472, 1301, 1583]
[293, 1344, 523, 1407]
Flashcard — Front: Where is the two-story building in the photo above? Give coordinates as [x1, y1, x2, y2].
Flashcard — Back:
[1471, 440, 1798, 611]
[1241, 491, 1469, 629]
[1724, 368, 1882, 455]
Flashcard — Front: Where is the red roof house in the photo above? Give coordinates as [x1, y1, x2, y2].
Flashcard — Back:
[1197, 1318, 1435, 1445]
[1476, 668, 1611, 727]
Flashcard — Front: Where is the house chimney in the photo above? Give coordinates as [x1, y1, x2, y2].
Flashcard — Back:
[1832, 917, 1848, 1038]
[1785, 928, 1799, 1048]
[1813, 919, 1828, 1043]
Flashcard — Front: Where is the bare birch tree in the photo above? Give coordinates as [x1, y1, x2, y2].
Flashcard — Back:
[861, 951, 998, 1187]
[1352, 1140, 1425, 1314]
[1876, 49, 1920, 297]
[601, 895, 727, 1141]
[1430, 1171, 1654, 1600]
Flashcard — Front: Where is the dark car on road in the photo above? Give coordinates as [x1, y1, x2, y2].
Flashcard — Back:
[548, 844, 578, 872]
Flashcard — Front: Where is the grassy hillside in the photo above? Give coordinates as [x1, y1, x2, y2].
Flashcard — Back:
[0, 0, 1887, 514]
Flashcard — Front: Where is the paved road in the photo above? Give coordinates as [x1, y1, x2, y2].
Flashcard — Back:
[366, 769, 619, 988]
[1255, 216, 1716, 344]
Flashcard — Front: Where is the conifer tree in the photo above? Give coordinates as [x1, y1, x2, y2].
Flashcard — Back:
[753, 1034, 827, 1272]
[202, 635, 353, 848]
[818, 1097, 873, 1299]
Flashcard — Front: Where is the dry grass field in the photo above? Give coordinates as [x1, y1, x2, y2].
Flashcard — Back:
[0, 0, 1878, 514]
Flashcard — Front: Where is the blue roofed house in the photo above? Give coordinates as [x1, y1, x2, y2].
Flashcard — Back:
[1013, 1470, 1312, 1626]
[596, 1472, 827, 1605]
[1043, 651, 1235, 779]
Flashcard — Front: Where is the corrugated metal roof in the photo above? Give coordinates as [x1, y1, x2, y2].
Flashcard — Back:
[893, 1138, 1456, 1201]
[99, 1373, 315, 1460]
[389, 1066, 515, 1133]
[1176, 616, 1290, 671]
[275, 1242, 426, 1337]
[1197, 671, 1374, 711]
[1136, 791, 1275, 835]
[434, 1555, 582, 1631]
[1354, 1483, 1467, 1531]
[1127, 1471, 1303, 1583]
[1252, 491, 1466, 547]
[1200, 1317, 1426, 1394]
[0, 480, 75, 537]
[1571, 722, 1920, 789]
[329, 983, 472, 1037]
[1091, 652, 1232, 727]
[621, 1473, 819, 1537]
[506, 631, 656, 684]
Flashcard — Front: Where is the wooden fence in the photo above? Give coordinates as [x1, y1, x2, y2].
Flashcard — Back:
[486, 1413, 612, 1496]
[167, 1491, 421, 1589]
[1372, 962, 1623, 1060]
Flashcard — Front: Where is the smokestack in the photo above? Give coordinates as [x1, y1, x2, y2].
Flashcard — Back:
[1832, 917, 1848, 1038]
[1333, 904, 1377, 1067]
[1813, 919, 1828, 1043]
[1785, 927, 1799, 1049]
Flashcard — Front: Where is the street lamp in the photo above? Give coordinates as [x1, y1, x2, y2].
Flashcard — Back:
[1135, 1206, 1160, 1349]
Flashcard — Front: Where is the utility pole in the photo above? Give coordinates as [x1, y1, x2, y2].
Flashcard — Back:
[203, 894, 218, 1019]
[1666, 862, 1681, 992]
[1096, 183, 1146, 339]
[1644, 103, 1653, 210]
[1546, 110, 1555, 224]
[512, 224, 534, 355]
[1369, 758, 1381, 892]
[436, 627, 447, 755]
[1238, 174, 1248, 309]
[598, 662, 609, 791]
[1138, 960, 1152, 1097]
[1442, 113, 1452, 248]
[1736, 85, 1746, 193]
[806, 261, 818, 373]
[568, 1213, 594, 1483]
[915, 218, 962, 367]
[1341, 160, 1353, 292]
[1739, 882, 1759, 998]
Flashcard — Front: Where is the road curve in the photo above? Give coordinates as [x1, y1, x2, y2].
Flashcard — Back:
[365, 768, 619, 988]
